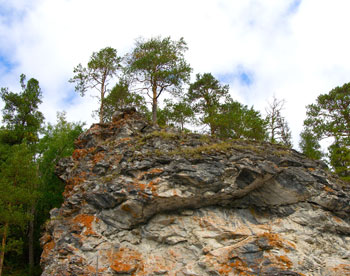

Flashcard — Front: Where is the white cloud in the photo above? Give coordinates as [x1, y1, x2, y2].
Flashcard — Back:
[0, 0, 350, 148]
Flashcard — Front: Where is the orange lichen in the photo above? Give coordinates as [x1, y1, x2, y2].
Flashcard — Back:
[92, 151, 105, 164]
[258, 232, 285, 249]
[332, 264, 350, 273]
[41, 240, 55, 259]
[333, 216, 343, 223]
[72, 214, 99, 236]
[204, 255, 254, 276]
[147, 168, 164, 174]
[87, 264, 107, 274]
[72, 147, 95, 160]
[275, 255, 293, 269]
[108, 247, 144, 275]
[63, 172, 87, 197]
[136, 168, 164, 180]
[129, 177, 160, 197]
[324, 185, 336, 193]
[117, 137, 132, 144]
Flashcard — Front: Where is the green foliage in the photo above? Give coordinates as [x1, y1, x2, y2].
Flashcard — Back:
[0, 143, 39, 273]
[103, 79, 148, 122]
[0, 74, 44, 145]
[299, 129, 323, 160]
[304, 82, 350, 180]
[187, 73, 231, 134]
[37, 112, 84, 221]
[127, 36, 192, 123]
[328, 140, 350, 181]
[304, 83, 350, 140]
[69, 47, 122, 123]
[159, 100, 195, 131]
[214, 101, 267, 141]
[0, 144, 38, 221]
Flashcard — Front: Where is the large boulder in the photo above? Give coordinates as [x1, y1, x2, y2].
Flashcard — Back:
[40, 110, 350, 276]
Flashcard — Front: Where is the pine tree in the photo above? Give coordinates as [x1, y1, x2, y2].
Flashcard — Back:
[127, 36, 191, 124]
[70, 47, 122, 123]
[187, 73, 230, 135]
[304, 82, 350, 180]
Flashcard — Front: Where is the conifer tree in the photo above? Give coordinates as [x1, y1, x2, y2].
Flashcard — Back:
[70, 47, 122, 123]
[187, 73, 230, 135]
[304, 82, 350, 180]
[127, 36, 191, 124]
[103, 79, 148, 122]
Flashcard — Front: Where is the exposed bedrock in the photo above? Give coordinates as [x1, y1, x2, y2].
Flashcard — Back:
[41, 109, 350, 276]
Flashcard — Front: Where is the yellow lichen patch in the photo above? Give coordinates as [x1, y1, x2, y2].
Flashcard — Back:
[108, 247, 144, 275]
[72, 214, 99, 236]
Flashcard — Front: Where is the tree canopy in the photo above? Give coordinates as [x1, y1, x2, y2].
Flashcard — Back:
[103, 79, 148, 122]
[304, 82, 350, 180]
[127, 36, 192, 124]
[0, 74, 44, 145]
[69, 47, 122, 123]
[187, 73, 231, 135]
[214, 101, 267, 140]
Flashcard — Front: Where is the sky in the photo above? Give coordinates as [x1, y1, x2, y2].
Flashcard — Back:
[1, 0, 350, 149]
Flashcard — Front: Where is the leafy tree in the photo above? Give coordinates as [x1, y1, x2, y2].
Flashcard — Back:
[187, 73, 231, 135]
[304, 82, 350, 180]
[214, 101, 267, 140]
[0, 143, 39, 276]
[299, 129, 323, 160]
[69, 47, 122, 123]
[37, 112, 84, 209]
[265, 96, 292, 147]
[126, 36, 192, 124]
[103, 79, 148, 122]
[0, 74, 44, 145]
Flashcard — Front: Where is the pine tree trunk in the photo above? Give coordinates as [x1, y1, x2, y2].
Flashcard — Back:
[0, 222, 9, 276]
[152, 87, 157, 124]
[28, 205, 35, 276]
[100, 86, 105, 124]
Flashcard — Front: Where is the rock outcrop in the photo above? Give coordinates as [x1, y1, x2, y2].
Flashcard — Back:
[40, 109, 350, 276]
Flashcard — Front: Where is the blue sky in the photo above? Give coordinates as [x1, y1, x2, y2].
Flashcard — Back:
[1, 0, 350, 148]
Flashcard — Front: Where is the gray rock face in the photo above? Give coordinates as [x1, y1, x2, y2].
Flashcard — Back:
[40, 110, 350, 276]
